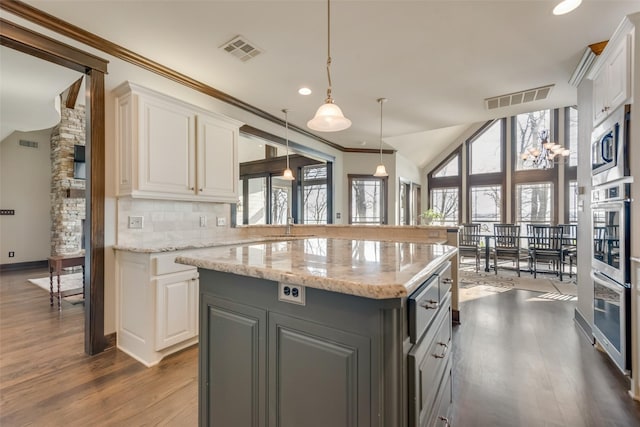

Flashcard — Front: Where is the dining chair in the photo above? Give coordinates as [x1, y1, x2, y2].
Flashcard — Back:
[593, 226, 606, 262]
[529, 225, 564, 280]
[458, 223, 482, 272]
[492, 224, 527, 277]
[559, 224, 577, 278]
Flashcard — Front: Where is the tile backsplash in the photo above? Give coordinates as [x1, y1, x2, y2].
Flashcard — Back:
[117, 197, 234, 248]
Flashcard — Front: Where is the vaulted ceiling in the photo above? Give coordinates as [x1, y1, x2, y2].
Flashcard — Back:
[4, 1, 640, 168]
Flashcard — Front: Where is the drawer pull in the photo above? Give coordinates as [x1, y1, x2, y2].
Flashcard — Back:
[419, 299, 439, 310]
[442, 278, 452, 283]
[438, 416, 451, 426]
[432, 342, 448, 359]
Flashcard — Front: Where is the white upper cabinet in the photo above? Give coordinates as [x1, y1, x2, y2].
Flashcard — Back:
[115, 82, 242, 202]
[590, 31, 632, 126]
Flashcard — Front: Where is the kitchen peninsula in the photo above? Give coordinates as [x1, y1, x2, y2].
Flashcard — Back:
[176, 237, 457, 427]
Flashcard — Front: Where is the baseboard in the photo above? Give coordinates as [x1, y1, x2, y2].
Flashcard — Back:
[0, 260, 47, 272]
[104, 332, 117, 350]
[574, 308, 594, 344]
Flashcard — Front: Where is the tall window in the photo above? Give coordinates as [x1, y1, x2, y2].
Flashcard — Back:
[470, 185, 502, 228]
[301, 165, 328, 224]
[271, 176, 291, 225]
[349, 175, 387, 224]
[467, 120, 505, 225]
[246, 176, 267, 224]
[469, 120, 502, 174]
[565, 106, 578, 223]
[428, 149, 461, 224]
[430, 187, 459, 225]
[515, 182, 553, 224]
[514, 109, 552, 171]
[567, 106, 578, 167]
[568, 180, 578, 223]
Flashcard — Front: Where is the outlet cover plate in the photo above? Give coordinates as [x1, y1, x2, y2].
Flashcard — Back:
[278, 282, 305, 305]
[128, 216, 144, 229]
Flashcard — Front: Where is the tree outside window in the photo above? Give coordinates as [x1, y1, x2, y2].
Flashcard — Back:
[430, 188, 458, 225]
[302, 165, 328, 224]
[516, 182, 553, 224]
[349, 176, 386, 224]
[470, 121, 502, 174]
[515, 110, 551, 171]
[470, 185, 502, 230]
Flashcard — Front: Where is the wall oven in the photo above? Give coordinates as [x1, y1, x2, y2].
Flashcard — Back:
[591, 105, 629, 186]
[591, 180, 632, 373]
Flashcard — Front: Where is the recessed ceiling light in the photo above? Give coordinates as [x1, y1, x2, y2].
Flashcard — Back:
[553, 0, 582, 15]
[298, 87, 312, 96]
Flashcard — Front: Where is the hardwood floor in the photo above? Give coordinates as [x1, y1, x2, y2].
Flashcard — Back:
[0, 268, 197, 426]
[453, 289, 640, 427]
[2, 268, 640, 426]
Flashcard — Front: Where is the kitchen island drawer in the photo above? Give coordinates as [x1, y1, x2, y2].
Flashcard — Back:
[428, 362, 453, 427]
[408, 294, 452, 426]
[437, 261, 452, 298]
[409, 274, 440, 344]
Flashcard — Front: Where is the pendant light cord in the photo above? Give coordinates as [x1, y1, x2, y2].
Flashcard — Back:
[325, 0, 333, 102]
[378, 98, 385, 163]
[283, 109, 290, 169]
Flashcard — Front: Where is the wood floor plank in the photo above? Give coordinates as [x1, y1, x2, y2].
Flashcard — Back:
[3, 268, 640, 426]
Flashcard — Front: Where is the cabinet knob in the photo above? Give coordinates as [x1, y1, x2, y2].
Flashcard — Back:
[432, 342, 449, 359]
[190, 187, 195, 191]
[438, 416, 451, 426]
[199, 188, 203, 192]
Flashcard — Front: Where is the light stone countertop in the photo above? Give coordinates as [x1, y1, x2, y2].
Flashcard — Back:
[176, 237, 457, 299]
[113, 235, 309, 253]
[632, 257, 640, 264]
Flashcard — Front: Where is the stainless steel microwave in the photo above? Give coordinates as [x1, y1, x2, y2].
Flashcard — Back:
[591, 105, 629, 186]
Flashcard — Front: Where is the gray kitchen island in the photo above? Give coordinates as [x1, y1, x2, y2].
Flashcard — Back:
[176, 237, 457, 427]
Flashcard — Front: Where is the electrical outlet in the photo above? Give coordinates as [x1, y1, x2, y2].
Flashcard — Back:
[200, 216, 207, 227]
[8, 251, 15, 257]
[278, 282, 305, 305]
[216, 217, 227, 227]
[128, 216, 144, 229]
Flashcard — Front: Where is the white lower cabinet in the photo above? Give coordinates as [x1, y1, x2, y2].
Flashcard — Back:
[116, 249, 199, 367]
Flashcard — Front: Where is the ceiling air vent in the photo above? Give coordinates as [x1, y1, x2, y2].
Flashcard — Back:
[220, 35, 262, 62]
[485, 84, 554, 110]
[19, 140, 38, 149]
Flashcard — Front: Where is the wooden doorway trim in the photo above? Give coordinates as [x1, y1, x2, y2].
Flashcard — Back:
[0, 18, 109, 355]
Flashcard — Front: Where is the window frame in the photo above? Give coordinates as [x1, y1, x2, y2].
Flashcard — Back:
[564, 106, 578, 223]
[348, 174, 388, 225]
[428, 146, 462, 224]
[466, 119, 506, 223]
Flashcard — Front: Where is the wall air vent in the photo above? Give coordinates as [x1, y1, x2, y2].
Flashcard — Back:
[19, 140, 38, 148]
[220, 35, 262, 62]
[485, 84, 554, 110]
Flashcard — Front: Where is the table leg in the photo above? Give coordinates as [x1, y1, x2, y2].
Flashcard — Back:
[57, 271, 62, 310]
[484, 236, 491, 272]
[49, 265, 54, 306]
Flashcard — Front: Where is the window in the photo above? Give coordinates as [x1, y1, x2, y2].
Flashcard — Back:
[470, 185, 502, 227]
[246, 176, 267, 224]
[469, 120, 502, 175]
[301, 165, 328, 224]
[567, 106, 578, 167]
[399, 180, 411, 225]
[568, 180, 578, 224]
[349, 175, 387, 224]
[271, 176, 291, 225]
[516, 182, 553, 224]
[430, 187, 459, 226]
[514, 110, 551, 171]
[433, 154, 459, 178]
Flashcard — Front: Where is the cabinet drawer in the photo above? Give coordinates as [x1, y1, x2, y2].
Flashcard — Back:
[428, 366, 453, 427]
[408, 296, 452, 426]
[409, 275, 440, 344]
[437, 261, 452, 299]
[153, 252, 197, 276]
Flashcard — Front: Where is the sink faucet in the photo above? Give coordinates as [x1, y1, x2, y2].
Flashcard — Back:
[286, 216, 294, 235]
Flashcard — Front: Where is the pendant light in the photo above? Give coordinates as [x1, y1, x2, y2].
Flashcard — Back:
[282, 109, 295, 181]
[373, 98, 388, 177]
[307, 0, 351, 132]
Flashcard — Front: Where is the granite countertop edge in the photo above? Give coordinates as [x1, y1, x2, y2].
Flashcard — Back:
[176, 243, 457, 300]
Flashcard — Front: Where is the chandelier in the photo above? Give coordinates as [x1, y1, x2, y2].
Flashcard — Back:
[520, 130, 569, 169]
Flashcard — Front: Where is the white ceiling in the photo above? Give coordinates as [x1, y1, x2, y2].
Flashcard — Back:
[0, 45, 83, 141]
[12, 1, 640, 168]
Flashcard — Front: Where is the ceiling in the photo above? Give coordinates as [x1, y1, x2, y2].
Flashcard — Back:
[0, 45, 83, 141]
[8, 1, 640, 168]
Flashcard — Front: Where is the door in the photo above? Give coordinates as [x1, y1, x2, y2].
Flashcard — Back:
[154, 270, 198, 350]
[197, 113, 238, 201]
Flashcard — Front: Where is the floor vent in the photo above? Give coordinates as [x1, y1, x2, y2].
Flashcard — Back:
[19, 139, 39, 149]
[220, 35, 262, 62]
[485, 84, 554, 110]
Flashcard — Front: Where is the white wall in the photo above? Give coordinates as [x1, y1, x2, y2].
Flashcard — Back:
[0, 129, 53, 264]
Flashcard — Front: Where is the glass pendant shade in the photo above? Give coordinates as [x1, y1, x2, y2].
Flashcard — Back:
[307, 101, 351, 132]
[553, 0, 582, 15]
[282, 167, 295, 181]
[373, 164, 388, 177]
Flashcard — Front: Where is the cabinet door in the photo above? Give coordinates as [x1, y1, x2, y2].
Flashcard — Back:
[154, 270, 198, 351]
[592, 70, 607, 125]
[200, 296, 267, 427]
[138, 94, 196, 197]
[196, 113, 239, 202]
[606, 34, 630, 114]
[268, 312, 371, 427]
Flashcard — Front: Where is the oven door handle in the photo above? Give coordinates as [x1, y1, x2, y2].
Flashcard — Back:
[600, 131, 615, 162]
[591, 271, 624, 293]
